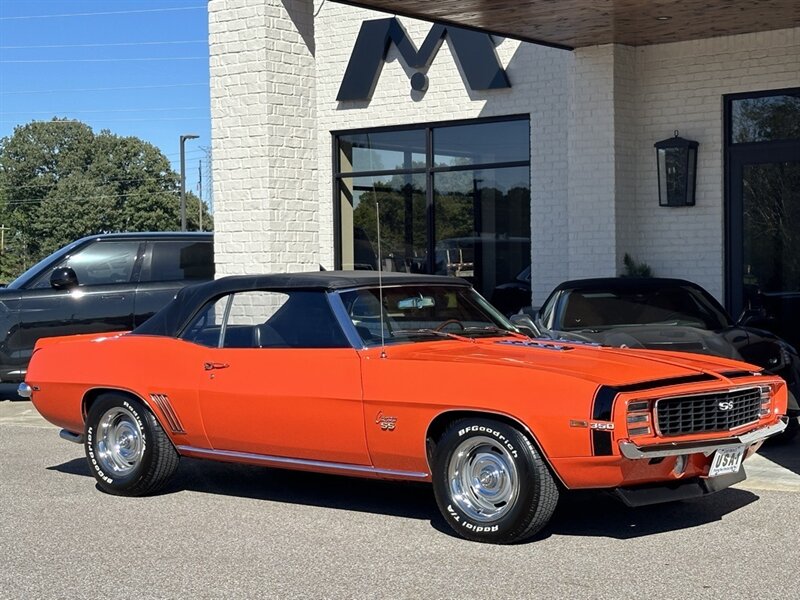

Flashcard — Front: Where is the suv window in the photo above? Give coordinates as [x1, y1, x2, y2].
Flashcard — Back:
[32, 240, 141, 288]
[182, 290, 349, 349]
[142, 240, 213, 283]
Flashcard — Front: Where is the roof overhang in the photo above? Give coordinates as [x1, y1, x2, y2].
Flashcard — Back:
[333, 0, 800, 49]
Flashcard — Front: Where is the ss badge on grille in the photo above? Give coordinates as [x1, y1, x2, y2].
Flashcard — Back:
[718, 400, 734, 411]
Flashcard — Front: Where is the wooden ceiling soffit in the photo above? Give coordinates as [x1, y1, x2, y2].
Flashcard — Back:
[332, 1, 800, 49]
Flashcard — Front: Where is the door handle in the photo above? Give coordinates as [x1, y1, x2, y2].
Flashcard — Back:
[101, 294, 126, 300]
[204, 362, 230, 371]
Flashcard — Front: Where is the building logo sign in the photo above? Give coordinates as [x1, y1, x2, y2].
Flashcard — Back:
[337, 17, 511, 102]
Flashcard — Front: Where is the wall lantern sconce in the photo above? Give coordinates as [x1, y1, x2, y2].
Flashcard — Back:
[655, 130, 698, 207]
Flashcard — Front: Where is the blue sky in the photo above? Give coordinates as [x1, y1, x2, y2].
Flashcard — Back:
[0, 0, 210, 202]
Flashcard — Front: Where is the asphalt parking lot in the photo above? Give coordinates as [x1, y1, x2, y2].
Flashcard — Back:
[2, 397, 799, 600]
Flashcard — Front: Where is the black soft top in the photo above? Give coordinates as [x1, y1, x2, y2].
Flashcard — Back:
[134, 271, 468, 337]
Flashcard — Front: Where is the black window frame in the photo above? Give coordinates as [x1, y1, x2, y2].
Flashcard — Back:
[332, 114, 531, 275]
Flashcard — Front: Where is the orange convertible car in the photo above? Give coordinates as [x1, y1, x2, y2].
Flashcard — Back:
[23, 272, 788, 543]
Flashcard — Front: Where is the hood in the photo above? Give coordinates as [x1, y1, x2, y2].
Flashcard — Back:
[565, 325, 744, 361]
[382, 337, 760, 388]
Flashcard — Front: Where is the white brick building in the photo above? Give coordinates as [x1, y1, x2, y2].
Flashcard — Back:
[209, 0, 800, 321]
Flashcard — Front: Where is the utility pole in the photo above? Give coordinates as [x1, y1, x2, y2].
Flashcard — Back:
[0, 224, 8, 253]
[198, 159, 203, 232]
[180, 133, 199, 231]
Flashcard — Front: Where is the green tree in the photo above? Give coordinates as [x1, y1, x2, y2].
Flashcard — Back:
[0, 119, 212, 282]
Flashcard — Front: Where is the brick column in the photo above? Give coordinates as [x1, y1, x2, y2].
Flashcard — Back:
[566, 44, 637, 281]
[209, 0, 317, 276]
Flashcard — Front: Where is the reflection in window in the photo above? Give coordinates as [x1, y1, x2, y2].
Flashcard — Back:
[743, 161, 800, 295]
[336, 117, 531, 307]
[35, 241, 141, 288]
[731, 92, 800, 143]
[338, 129, 426, 173]
[339, 174, 427, 272]
[433, 120, 529, 168]
[182, 291, 348, 349]
[434, 167, 531, 298]
[145, 241, 213, 282]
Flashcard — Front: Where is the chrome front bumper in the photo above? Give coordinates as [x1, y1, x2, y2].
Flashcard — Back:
[618, 419, 787, 459]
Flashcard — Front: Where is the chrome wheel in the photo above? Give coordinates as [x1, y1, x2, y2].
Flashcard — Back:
[95, 406, 144, 476]
[448, 435, 519, 523]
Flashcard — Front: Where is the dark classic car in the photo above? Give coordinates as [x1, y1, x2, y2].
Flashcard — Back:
[0, 232, 213, 382]
[518, 278, 800, 435]
[24, 272, 789, 544]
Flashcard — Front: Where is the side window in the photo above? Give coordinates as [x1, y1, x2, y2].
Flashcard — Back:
[33, 240, 141, 288]
[182, 295, 229, 348]
[142, 240, 214, 283]
[181, 290, 349, 349]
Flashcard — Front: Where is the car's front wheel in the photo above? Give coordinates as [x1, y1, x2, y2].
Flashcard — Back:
[84, 393, 179, 496]
[432, 418, 559, 544]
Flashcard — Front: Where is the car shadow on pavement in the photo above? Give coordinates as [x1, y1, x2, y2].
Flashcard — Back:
[49, 456, 759, 543]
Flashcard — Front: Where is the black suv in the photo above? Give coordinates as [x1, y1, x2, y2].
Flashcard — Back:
[0, 232, 213, 382]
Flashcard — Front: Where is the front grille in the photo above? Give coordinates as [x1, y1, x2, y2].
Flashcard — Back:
[655, 387, 762, 436]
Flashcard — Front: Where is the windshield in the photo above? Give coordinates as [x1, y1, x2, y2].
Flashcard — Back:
[556, 285, 731, 332]
[339, 284, 516, 346]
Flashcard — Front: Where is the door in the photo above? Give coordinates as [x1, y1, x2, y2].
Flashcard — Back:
[185, 289, 370, 465]
[727, 89, 800, 349]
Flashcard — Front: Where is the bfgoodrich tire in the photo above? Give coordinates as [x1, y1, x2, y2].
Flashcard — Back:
[432, 418, 559, 544]
[84, 393, 179, 496]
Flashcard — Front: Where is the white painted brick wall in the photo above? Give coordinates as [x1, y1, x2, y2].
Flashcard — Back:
[210, 0, 318, 276]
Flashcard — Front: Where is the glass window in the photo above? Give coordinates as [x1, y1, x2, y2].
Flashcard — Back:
[34, 240, 140, 288]
[142, 240, 213, 283]
[434, 166, 531, 299]
[182, 295, 228, 348]
[731, 92, 800, 143]
[338, 129, 426, 174]
[433, 120, 529, 168]
[335, 117, 531, 310]
[339, 174, 427, 272]
[339, 284, 513, 346]
[181, 290, 349, 349]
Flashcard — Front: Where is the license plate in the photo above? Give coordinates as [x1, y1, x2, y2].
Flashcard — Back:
[708, 446, 745, 477]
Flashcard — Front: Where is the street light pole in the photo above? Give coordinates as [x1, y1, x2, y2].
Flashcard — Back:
[180, 133, 199, 231]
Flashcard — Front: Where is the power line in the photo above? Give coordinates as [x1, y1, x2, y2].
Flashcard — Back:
[0, 117, 206, 123]
[0, 40, 206, 50]
[5, 190, 182, 205]
[0, 107, 206, 115]
[1, 56, 206, 64]
[0, 6, 206, 21]
[0, 83, 206, 96]
[0, 169, 202, 190]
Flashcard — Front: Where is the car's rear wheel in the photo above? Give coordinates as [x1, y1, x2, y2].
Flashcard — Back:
[84, 393, 179, 496]
[431, 418, 559, 544]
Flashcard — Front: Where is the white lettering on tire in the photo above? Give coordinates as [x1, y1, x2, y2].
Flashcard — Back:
[457, 425, 518, 458]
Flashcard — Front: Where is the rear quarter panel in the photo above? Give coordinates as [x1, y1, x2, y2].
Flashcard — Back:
[27, 334, 210, 449]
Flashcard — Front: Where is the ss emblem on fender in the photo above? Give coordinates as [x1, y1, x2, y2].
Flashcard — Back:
[375, 411, 397, 431]
[718, 401, 734, 411]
